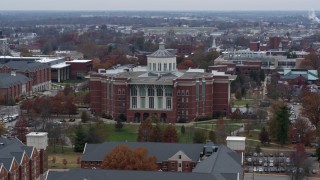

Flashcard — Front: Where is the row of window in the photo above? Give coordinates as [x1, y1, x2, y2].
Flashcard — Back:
[177, 104, 188, 108]
[131, 87, 172, 97]
[177, 97, 188, 103]
[177, 90, 189, 96]
[117, 89, 126, 95]
[148, 63, 176, 72]
[177, 110, 188, 115]
[131, 97, 172, 110]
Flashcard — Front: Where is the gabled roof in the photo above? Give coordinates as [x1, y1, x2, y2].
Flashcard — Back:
[0, 61, 49, 72]
[81, 142, 204, 162]
[193, 145, 243, 180]
[0, 73, 30, 88]
[0, 137, 34, 168]
[47, 168, 214, 180]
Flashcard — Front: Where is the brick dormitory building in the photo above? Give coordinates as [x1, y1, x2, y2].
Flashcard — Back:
[90, 43, 236, 123]
[46, 140, 244, 180]
[0, 132, 48, 180]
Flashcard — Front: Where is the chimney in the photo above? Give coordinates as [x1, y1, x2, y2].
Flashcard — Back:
[11, 71, 16, 76]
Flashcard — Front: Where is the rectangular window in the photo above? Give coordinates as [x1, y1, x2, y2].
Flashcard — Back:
[130, 87, 137, 96]
[169, 63, 172, 71]
[186, 90, 189, 96]
[202, 80, 206, 98]
[140, 97, 146, 108]
[153, 63, 156, 71]
[164, 64, 167, 71]
[177, 90, 180, 96]
[186, 98, 188, 102]
[179, 155, 182, 159]
[157, 88, 163, 96]
[196, 81, 199, 101]
[122, 89, 125, 94]
[173, 63, 176, 70]
[166, 97, 172, 109]
[131, 97, 137, 108]
[140, 86, 146, 96]
[148, 63, 151, 70]
[181, 90, 185, 96]
[118, 89, 121, 94]
[179, 163, 181, 167]
[148, 87, 154, 96]
[182, 98, 184, 103]
[149, 97, 154, 109]
[171, 162, 175, 167]
[186, 110, 188, 115]
[165, 88, 172, 96]
[158, 63, 161, 71]
[158, 97, 163, 109]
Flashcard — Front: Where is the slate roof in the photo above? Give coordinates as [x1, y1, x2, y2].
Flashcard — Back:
[0, 61, 49, 72]
[0, 137, 34, 171]
[48, 142, 243, 180]
[47, 168, 214, 180]
[0, 73, 30, 88]
[81, 142, 205, 162]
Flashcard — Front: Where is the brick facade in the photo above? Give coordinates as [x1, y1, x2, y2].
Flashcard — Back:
[90, 73, 232, 123]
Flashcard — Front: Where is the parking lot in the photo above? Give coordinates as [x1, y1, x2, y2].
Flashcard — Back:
[245, 152, 318, 175]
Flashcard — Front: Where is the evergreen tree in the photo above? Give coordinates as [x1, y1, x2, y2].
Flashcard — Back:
[259, 127, 270, 144]
[276, 106, 290, 145]
[74, 125, 87, 152]
[193, 129, 207, 143]
[180, 125, 186, 135]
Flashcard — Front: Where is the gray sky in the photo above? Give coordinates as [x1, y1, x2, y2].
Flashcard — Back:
[0, 0, 319, 11]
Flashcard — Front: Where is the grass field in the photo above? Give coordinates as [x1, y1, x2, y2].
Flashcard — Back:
[48, 146, 81, 169]
[106, 124, 139, 142]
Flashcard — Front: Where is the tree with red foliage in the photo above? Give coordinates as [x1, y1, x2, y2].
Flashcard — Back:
[137, 119, 153, 142]
[177, 60, 197, 70]
[162, 124, 178, 143]
[288, 118, 316, 146]
[101, 145, 157, 171]
[14, 116, 29, 143]
[63, 96, 77, 116]
[301, 92, 320, 128]
[290, 143, 311, 179]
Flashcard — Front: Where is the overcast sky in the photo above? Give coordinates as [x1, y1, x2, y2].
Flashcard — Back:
[0, 0, 319, 11]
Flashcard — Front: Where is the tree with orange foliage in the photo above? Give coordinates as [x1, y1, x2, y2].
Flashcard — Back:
[215, 117, 227, 144]
[300, 52, 320, 70]
[101, 145, 158, 171]
[137, 119, 153, 142]
[162, 124, 178, 143]
[301, 92, 320, 128]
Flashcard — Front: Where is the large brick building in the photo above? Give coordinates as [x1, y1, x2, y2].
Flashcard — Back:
[0, 61, 51, 92]
[0, 73, 32, 101]
[90, 43, 236, 123]
[0, 134, 48, 180]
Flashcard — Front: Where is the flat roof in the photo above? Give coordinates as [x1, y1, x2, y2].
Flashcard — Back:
[67, 59, 92, 63]
[26, 132, 48, 137]
[226, 136, 246, 141]
[51, 62, 70, 69]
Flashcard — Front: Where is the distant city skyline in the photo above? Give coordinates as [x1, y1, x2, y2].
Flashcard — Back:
[1, 0, 320, 11]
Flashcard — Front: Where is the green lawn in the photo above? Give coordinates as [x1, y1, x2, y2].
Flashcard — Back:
[48, 146, 81, 169]
[232, 99, 254, 107]
[106, 124, 139, 142]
